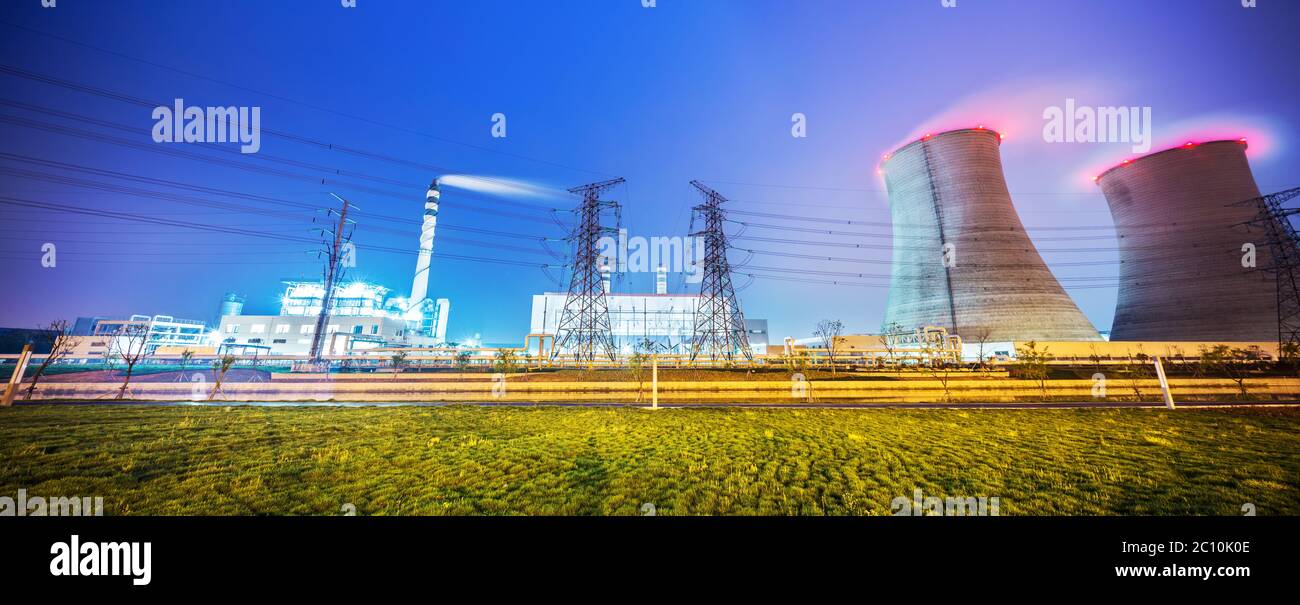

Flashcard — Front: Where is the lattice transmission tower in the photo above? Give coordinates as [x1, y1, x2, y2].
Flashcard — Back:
[1237, 187, 1300, 361]
[553, 178, 624, 364]
[688, 180, 752, 363]
[307, 193, 357, 364]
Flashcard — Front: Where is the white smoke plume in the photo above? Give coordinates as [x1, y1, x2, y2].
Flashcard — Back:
[437, 174, 567, 200]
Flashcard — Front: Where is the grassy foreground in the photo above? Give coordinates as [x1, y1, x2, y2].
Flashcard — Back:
[1, 405, 1297, 515]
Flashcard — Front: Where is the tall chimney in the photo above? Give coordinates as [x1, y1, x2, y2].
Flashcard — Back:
[655, 265, 667, 294]
[600, 262, 612, 294]
[410, 179, 439, 308]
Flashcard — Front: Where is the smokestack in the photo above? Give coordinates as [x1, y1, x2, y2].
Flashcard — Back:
[410, 179, 439, 308]
[656, 265, 667, 294]
[600, 262, 612, 294]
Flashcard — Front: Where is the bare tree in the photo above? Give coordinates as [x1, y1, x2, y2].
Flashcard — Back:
[176, 349, 195, 381]
[814, 319, 845, 376]
[1015, 341, 1052, 399]
[209, 354, 237, 401]
[24, 319, 75, 399]
[1200, 344, 1256, 399]
[970, 325, 993, 368]
[628, 338, 654, 403]
[881, 321, 904, 367]
[112, 323, 151, 400]
[921, 337, 954, 402]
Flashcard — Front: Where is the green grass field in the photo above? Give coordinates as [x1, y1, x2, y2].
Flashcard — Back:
[1, 405, 1296, 515]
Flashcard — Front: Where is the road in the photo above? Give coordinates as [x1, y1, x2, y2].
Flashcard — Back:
[14, 400, 1300, 410]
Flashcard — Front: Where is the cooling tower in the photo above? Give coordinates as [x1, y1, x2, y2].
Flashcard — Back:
[881, 128, 1101, 341]
[1096, 140, 1275, 341]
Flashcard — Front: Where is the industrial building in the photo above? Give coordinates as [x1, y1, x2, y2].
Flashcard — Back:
[530, 270, 769, 355]
[213, 179, 453, 356]
[217, 281, 447, 356]
[67, 314, 211, 358]
[216, 313, 409, 356]
[880, 127, 1101, 342]
[1096, 139, 1276, 341]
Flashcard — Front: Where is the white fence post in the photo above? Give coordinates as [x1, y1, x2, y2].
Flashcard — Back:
[651, 354, 659, 409]
[1153, 356, 1175, 409]
[2, 344, 33, 406]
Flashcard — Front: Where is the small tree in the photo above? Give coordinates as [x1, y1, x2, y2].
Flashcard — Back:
[493, 349, 519, 374]
[814, 319, 845, 376]
[209, 354, 237, 401]
[100, 345, 116, 371]
[1122, 351, 1151, 401]
[1199, 345, 1256, 399]
[921, 336, 954, 402]
[880, 321, 905, 367]
[113, 323, 151, 400]
[1015, 341, 1052, 399]
[1087, 343, 1103, 376]
[627, 338, 655, 402]
[1279, 341, 1300, 371]
[177, 349, 195, 379]
[970, 325, 994, 368]
[24, 319, 74, 399]
[454, 350, 472, 371]
[390, 351, 408, 375]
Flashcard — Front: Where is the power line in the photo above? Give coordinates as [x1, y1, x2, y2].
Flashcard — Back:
[0, 23, 609, 178]
[0, 63, 581, 203]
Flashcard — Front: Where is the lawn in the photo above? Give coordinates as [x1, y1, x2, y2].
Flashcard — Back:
[0, 405, 1296, 515]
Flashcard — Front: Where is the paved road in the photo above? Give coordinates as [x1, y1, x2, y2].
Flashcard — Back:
[14, 399, 1300, 410]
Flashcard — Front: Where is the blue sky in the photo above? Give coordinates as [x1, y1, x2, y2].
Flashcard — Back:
[1, 0, 1297, 343]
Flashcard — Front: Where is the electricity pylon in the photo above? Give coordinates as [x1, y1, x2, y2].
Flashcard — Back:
[688, 180, 752, 363]
[1237, 187, 1300, 361]
[554, 178, 623, 364]
[308, 193, 356, 364]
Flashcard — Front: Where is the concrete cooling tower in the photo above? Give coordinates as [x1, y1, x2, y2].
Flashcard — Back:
[881, 128, 1101, 341]
[1096, 139, 1275, 341]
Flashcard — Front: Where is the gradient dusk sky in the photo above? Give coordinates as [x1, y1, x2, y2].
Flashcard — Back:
[1, 0, 1297, 343]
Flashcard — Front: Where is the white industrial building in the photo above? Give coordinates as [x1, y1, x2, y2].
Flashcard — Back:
[216, 313, 409, 356]
[214, 179, 454, 357]
[530, 273, 768, 355]
[68, 314, 211, 358]
[217, 280, 448, 356]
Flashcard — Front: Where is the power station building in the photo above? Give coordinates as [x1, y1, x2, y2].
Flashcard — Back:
[529, 268, 769, 355]
[880, 127, 1101, 342]
[214, 179, 453, 356]
[1096, 139, 1276, 341]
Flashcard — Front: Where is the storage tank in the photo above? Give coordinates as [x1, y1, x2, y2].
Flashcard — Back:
[881, 128, 1100, 341]
[218, 292, 244, 318]
[1096, 139, 1275, 341]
